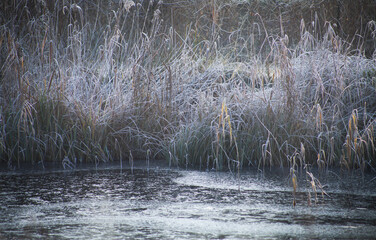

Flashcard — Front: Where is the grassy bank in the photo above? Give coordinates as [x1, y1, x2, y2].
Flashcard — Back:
[1, 0, 376, 171]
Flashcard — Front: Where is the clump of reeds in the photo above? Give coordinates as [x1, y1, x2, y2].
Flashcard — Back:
[0, 0, 375, 172]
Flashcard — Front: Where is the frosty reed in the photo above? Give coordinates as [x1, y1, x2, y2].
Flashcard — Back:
[0, 0, 375, 172]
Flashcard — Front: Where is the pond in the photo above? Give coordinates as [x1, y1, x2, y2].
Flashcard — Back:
[1, 164, 376, 239]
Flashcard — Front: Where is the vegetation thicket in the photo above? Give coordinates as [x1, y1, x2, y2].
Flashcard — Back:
[1, 0, 375, 172]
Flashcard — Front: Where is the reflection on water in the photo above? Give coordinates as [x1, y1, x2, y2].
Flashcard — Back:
[0, 166, 375, 239]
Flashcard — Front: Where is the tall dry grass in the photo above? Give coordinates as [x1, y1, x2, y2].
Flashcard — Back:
[0, 0, 375, 171]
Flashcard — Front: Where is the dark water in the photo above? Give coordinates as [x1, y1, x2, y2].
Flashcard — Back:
[1, 165, 376, 239]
